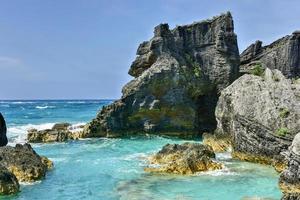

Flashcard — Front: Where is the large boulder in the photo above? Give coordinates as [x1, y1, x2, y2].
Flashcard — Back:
[240, 31, 300, 78]
[144, 143, 222, 174]
[280, 133, 300, 199]
[0, 164, 19, 195]
[84, 12, 240, 138]
[215, 68, 300, 169]
[0, 143, 53, 182]
[0, 113, 8, 147]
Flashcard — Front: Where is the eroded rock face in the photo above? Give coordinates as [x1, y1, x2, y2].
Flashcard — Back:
[0, 164, 19, 195]
[240, 31, 300, 78]
[144, 143, 222, 174]
[84, 12, 240, 138]
[216, 68, 300, 167]
[0, 113, 8, 147]
[280, 133, 300, 199]
[0, 143, 52, 182]
[27, 123, 84, 143]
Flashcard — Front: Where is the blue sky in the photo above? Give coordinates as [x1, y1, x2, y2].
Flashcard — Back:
[0, 0, 299, 99]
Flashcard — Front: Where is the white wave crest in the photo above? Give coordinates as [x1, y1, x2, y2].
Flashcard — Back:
[35, 105, 56, 109]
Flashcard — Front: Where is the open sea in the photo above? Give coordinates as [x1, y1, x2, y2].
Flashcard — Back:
[0, 100, 282, 200]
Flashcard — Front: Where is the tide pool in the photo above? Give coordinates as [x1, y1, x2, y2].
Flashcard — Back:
[0, 100, 282, 200]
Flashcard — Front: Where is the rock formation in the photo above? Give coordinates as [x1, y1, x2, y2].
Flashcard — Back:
[27, 123, 84, 143]
[84, 12, 240, 138]
[280, 133, 300, 199]
[0, 143, 53, 182]
[0, 113, 8, 147]
[144, 143, 222, 174]
[240, 31, 300, 78]
[215, 68, 300, 169]
[0, 164, 19, 195]
[202, 132, 231, 153]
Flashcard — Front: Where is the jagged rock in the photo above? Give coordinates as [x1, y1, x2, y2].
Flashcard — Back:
[240, 31, 300, 78]
[144, 143, 222, 174]
[0, 164, 19, 195]
[27, 123, 83, 143]
[202, 132, 231, 153]
[0, 113, 8, 147]
[215, 68, 300, 168]
[84, 12, 240, 138]
[280, 133, 300, 199]
[0, 143, 52, 182]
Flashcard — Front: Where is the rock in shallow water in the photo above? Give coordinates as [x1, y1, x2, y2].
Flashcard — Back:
[0, 143, 52, 182]
[215, 68, 300, 168]
[0, 113, 8, 147]
[0, 164, 19, 195]
[83, 12, 240, 138]
[144, 143, 222, 174]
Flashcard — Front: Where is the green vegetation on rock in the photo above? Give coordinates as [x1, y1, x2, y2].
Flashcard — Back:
[250, 63, 265, 77]
[279, 108, 290, 118]
[275, 127, 290, 137]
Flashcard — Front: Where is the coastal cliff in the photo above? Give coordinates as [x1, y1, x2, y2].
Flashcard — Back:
[84, 12, 240, 138]
[240, 31, 300, 78]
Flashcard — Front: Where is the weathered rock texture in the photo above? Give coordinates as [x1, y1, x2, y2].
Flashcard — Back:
[0, 164, 19, 195]
[84, 12, 240, 138]
[0, 113, 8, 147]
[240, 31, 300, 78]
[144, 143, 222, 174]
[280, 133, 300, 199]
[202, 132, 232, 153]
[27, 123, 84, 143]
[0, 143, 52, 182]
[216, 68, 300, 168]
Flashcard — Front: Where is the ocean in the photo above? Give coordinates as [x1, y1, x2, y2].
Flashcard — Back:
[0, 100, 281, 200]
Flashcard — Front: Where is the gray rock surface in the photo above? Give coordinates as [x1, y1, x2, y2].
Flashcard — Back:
[216, 68, 300, 165]
[0, 143, 52, 182]
[240, 31, 300, 78]
[280, 133, 300, 199]
[84, 12, 240, 138]
[0, 113, 8, 147]
[0, 164, 19, 195]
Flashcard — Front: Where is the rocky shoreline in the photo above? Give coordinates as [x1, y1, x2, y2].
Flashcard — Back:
[0, 113, 52, 195]
[1, 12, 299, 199]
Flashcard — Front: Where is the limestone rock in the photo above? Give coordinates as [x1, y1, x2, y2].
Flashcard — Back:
[0, 113, 8, 147]
[280, 133, 300, 199]
[84, 12, 240, 138]
[240, 31, 300, 78]
[0, 164, 19, 195]
[216, 68, 300, 166]
[202, 132, 231, 153]
[144, 143, 222, 174]
[27, 123, 83, 143]
[0, 143, 52, 182]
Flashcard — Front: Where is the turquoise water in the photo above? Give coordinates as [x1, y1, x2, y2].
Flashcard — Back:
[0, 100, 282, 200]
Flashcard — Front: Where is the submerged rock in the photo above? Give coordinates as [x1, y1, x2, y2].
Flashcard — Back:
[144, 143, 222, 174]
[0, 113, 8, 147]
[280, 133, 300, 199]
[27, 123, 83, 143]
[240, 31, 300, 78]
[215, 68, 300, 168]
[0, 143, 52, 182]
[84, 12, 240, 138]
[0, 164, 19, 195]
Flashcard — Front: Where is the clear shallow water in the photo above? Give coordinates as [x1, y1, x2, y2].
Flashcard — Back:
[0, 100, 282, 200]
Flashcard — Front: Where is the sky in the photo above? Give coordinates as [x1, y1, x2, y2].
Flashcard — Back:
[0, 0, 300, 99]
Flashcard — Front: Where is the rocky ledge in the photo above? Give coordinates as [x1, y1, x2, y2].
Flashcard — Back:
[0, 164, 19, 195]
[280, 133, 300, 199]
[0, 113, 8, 147]
[83, 12, 240, 138]
[27, 123, 84, 143]
[215, 68, 300, 171]
[240, 31, 300, 78]
[144, 143, 222, 174]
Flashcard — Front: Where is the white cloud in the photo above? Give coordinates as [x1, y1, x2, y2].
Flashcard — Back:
[0, 56, 21, 67]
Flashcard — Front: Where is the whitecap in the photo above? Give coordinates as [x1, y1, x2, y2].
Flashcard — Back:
[20, 180, 42, 186]
[35, 105, 56, 109]
[68, 122, 85, 133]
